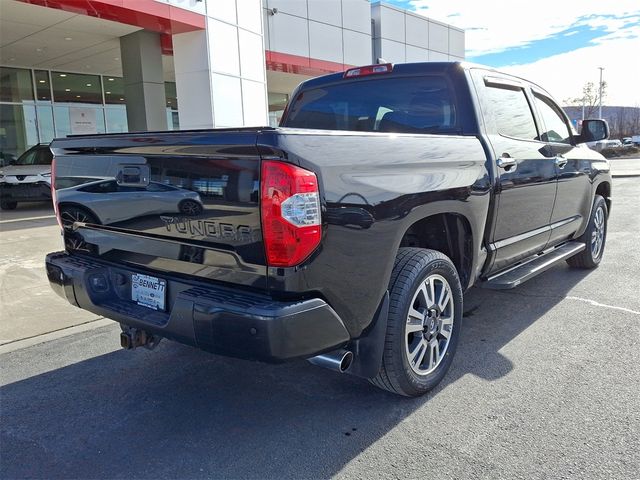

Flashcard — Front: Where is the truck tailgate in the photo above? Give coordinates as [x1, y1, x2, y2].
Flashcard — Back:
[50, 129, 267, 289]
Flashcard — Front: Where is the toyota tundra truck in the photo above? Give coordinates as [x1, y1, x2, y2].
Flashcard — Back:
[45, 62, 612, 397]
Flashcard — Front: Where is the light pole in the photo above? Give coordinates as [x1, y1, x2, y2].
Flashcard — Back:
[598, 67, 604, 119]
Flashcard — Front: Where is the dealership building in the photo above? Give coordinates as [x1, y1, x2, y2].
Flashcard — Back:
[0, 0, 465, 159]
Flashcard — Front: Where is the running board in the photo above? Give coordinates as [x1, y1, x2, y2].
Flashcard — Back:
[481, 242, 586, 290]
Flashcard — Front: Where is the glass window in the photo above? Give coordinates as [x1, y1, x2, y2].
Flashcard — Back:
[105, 106, 128, 133]
[165, 82, 177, 110]
[54, 106, 105, 137]
[15, 146, 51, 165]
[167, 110, 179, 130]
[52, 72, 102, 104]
[534, 94, 572, 144]
[79, 181, 117, 194]
[16, 149, 38, 165]
[268, 92, 288, 127]
[107, 183, 177, 193]
[35, 147, 53, 165]
[283, 76, 458, 134]
[36, 105, 55, 143]
[104, 76, 125, 105]
[55, 176, 101, 189]
[0, 67, 34, 102]
[34, 70, 52, 101]
[0, 104, 38, 159]
[53, 106, 71, 137]
[146, 182, 173, 192]
[485, 86, 538, 140]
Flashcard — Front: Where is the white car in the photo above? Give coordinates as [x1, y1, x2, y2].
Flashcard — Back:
[57, 179, 203, 226]
[0, 144, 53, 210]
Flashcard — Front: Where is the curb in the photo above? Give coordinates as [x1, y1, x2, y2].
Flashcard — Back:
[0, 318, 114, 354]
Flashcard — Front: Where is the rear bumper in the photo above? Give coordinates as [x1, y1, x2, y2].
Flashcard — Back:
[45, 252, 350, 362]
[0, 182, 51, 202]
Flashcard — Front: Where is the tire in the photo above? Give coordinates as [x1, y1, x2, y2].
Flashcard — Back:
[59, 205, 99, 228]
[1, 201, 18, 210]
[371, 248, 463, 397]
[566, 195, 608, 269]
[179, 199, 202, 216]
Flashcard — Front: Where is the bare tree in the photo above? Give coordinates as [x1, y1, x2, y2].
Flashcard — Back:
[564, 81, 607, 119]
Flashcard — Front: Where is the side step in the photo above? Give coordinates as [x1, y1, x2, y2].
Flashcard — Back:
[481, 241, 586, 290]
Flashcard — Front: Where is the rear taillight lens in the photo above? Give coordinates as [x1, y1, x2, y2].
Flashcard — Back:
[261, 161, 321, 267]
[51, 157, 62, 229]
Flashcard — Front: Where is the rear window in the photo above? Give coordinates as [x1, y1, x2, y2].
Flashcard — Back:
[283, 76, 458, 134]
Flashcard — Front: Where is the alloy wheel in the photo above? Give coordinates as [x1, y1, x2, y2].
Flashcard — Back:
[61, 208, 92, 228]
[180, 200, 200, 216]
[405, 274, 454, 375]
[591, 205, 605, 259]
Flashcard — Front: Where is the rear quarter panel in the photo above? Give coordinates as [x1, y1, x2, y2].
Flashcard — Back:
[259, 129, 491, 337]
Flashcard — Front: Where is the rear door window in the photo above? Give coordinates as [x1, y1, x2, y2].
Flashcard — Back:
[283, 76, 458, 134]
[484, 84, 538, 140]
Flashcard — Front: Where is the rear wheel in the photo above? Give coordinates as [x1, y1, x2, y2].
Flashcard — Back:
[567, 195, 608, 269]
[1, 201, 18, 210]
[179, 199, 202, 216]
[371, 248, 463, 397]
[59, 205, 98, 228]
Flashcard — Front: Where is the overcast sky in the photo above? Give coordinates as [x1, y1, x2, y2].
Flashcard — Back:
[384, 0, 640, 106]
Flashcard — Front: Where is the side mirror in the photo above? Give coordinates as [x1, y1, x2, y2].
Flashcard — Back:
[8, 160, 16, 165]
[577, 119, 609, 144]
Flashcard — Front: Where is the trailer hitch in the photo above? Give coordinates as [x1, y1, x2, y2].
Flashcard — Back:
[120, 326, 162, 351]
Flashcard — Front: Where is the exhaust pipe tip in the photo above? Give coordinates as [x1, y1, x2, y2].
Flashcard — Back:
[339, 350, 354, 372]
[308, 349, 353, 373]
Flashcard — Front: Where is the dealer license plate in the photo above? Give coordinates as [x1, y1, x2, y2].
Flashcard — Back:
[131, 273, 166, 311]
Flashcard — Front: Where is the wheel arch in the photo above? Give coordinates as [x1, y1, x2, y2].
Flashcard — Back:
[594, 180, 611, 213]
[57, 201, 102, 224]
[398, 212, 475, 289]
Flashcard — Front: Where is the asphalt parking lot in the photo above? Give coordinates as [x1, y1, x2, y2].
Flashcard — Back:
[1, 175, 639, 479]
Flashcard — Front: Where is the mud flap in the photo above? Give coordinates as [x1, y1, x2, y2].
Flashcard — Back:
[346, 291, 389, 379]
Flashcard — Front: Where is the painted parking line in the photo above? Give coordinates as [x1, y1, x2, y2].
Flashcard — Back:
[0, 214, 56, 224]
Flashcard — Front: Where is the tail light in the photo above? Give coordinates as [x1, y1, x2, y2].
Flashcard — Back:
[261, 161, 321, 267]
[51, 157, 63, 229]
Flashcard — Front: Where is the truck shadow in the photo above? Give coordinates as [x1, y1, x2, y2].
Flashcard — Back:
[1, 264, 592, 479]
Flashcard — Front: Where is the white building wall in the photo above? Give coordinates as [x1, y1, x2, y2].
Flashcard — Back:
[173, 0, 268, 129]
[372, 2, 465, 64]
[263, 0, 372, 66]
[173, 0, 464, 129]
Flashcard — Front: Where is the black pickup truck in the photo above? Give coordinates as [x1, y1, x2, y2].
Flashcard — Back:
[46, 62, 612, 397]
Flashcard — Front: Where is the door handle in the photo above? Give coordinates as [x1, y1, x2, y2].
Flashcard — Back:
[497, 155, 517, 170]
[555, 155, 568, 168]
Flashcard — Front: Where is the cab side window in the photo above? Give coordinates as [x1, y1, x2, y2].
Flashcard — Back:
[484, 85, 538, 141]
[534, 94, 572, 144]
[79, 181, 118, 193]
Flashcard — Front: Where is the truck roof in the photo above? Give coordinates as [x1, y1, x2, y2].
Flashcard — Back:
[296, 61, 554, 101]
